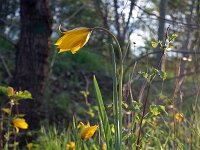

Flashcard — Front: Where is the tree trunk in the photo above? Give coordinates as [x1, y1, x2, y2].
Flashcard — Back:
[156, 0, 167, 70]
[178, 0, 195, 90]
[14, 0, 52, 128]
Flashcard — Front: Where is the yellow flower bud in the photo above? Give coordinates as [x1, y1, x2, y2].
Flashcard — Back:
[13, 118, 28, 133]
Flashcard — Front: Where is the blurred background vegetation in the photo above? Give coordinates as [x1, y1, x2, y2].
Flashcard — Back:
[0, 0, 200, 149]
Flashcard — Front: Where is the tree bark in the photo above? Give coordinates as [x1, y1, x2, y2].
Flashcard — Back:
[14, 0, 52, 128]
[156, 0, 167, 70]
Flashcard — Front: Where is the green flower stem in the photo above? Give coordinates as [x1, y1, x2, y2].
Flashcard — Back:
[93, 27, 123, 150]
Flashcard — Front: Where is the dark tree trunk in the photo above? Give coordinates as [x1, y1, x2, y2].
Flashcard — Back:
[156, 0, 167, 70]
[14, 0, 52, 128]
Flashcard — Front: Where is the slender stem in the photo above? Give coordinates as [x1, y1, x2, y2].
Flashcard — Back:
[136, 76, 154, 150]
[93, 27, 123, 150]
[136, 55, 165, 149]
[171, 60, 181, 150]
[136, 27, 170, 148]
[136, 84, 150, 149]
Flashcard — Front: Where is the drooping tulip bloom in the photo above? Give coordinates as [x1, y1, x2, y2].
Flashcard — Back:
[55, 27, 92, 54]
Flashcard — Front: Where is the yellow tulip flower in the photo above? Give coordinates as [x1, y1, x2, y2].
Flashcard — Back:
[55, 27, 92, 54]
[79, 122, 98, 141]
[175, 113, 184, 122]
[66, 141, 75, 150]
[13, 118, 28, 133]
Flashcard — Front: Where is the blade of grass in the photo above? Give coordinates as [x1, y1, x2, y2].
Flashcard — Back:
[72, 116, 81, 150]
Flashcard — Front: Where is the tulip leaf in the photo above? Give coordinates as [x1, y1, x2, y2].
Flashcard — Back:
[93, 76, 112, 149]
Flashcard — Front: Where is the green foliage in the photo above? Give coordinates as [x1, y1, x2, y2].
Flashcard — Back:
[1, 0, 200, 149]
[36, 127, 69, 150]
[138, 71, 149, 79]
[54, 48, 107, 73]
[150, 33, 178, 52]
[12, 90, 32, 101]
[158, 70, 167, 80]
[139, 67, 167, 81]
[0, 38, 14, 50]
[167, 33, 178, 42]
[150, 104, 168, 116]
[0, 86, 31, 150]
[0, 86, 12, 96]
[151, 40, 158, 48]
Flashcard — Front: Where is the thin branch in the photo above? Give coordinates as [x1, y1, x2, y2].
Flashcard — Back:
[125, 0, 135, 32]
[124, 49, 200, 76]
[64, 5, 86, 22]
[134, 3, 200, 29]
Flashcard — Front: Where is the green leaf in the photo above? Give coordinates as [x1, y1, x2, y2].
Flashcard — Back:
[138, 71, 149, 79]
[150, 105, 167, 116]
[9, 142, 19, 148]
[12, 90, 32, 101]
[159, 71, 167, 80]
[14, 114, 25, 118]
[134, 114, 140, 123]
[0, 86, 12, 96]
[168, 43, 174, 49]
[122, 102, 129, 109]
[170, 34, 178, 42]
[131, 100, 141, 111]
[151, 67, 158, 75]
[93, 76, 112, 149]
[151, 40, 158, 48]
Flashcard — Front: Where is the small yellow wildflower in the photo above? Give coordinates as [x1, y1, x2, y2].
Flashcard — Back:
[66, 141, 75, 150]
[79, 122, 98, 141]
[2, 108, 11, 115]
[12, 118, 28, 133]
[55, 27, 92, 54]
[175, 113, 184, 122]
[27, 143, 33, 150]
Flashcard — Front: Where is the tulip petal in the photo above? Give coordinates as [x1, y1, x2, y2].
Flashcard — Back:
[15, 127, 19, 133]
